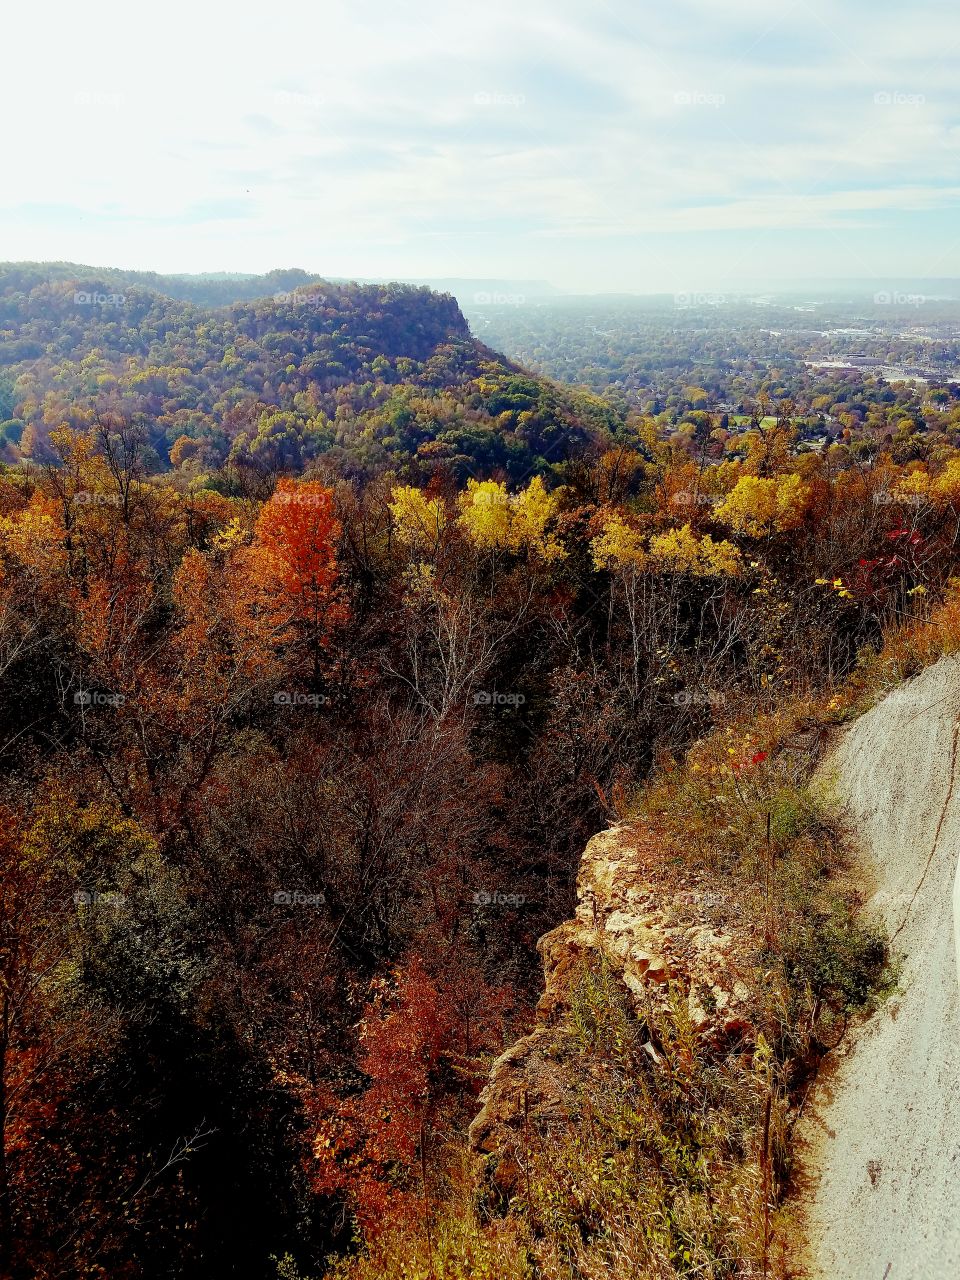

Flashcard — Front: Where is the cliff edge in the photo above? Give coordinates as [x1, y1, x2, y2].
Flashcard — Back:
[468, 825, 756, 1184]
[802, 654, 960, 1279]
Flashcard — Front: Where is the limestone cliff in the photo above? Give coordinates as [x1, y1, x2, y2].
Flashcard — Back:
[469, 823, 756, 1179]
[803, 654, 960, 1279]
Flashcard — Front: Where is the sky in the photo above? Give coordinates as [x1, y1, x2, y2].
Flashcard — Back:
[3, 0, 960, 293]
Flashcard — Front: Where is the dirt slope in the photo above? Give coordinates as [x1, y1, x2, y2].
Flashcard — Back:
[804, 655, 960, 1279]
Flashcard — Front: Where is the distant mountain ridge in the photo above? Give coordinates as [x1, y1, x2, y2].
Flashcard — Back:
[0, 263, 560, 311]
[0, 262, 329, 308]
[0, 262, 608, 481]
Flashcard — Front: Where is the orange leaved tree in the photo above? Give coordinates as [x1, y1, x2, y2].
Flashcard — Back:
[244, 478, 348, 682]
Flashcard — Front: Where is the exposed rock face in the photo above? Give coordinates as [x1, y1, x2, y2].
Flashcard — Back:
[468, 823, 755, 1180]
[803, 655, 960, 1280]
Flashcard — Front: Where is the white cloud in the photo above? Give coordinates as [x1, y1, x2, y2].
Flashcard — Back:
[1, 0, 958, 288]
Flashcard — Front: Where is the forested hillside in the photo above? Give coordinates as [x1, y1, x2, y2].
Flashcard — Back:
[3, 265, 960, 1278]
[0, 265, 605, 483]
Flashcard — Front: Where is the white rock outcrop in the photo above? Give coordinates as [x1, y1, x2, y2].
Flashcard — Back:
[804, 654, 960, 1279]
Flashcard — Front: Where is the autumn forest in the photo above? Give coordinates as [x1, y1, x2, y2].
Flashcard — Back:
[2, 263, 960, 1278]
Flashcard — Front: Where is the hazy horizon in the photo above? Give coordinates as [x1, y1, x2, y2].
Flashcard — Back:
[10, 262, 960, 303]
[5, 0, 960, 292]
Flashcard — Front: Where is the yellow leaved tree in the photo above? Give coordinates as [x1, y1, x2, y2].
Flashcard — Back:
[896, 467, 930, 501]
[648, 524, 742, 577]
[456, 480, 513, 550]
[456, 477, 565, 561]
[933, 457, 960, 506]
[590, 511, 647, 571]
[591, 514, 741, 578]
[715, 473, 810, 537]
[388, 486, 448, 553]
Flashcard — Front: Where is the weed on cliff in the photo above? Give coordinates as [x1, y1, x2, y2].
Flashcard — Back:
[519, 955, 769, 1279]
[627, 718, 895, 1246]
